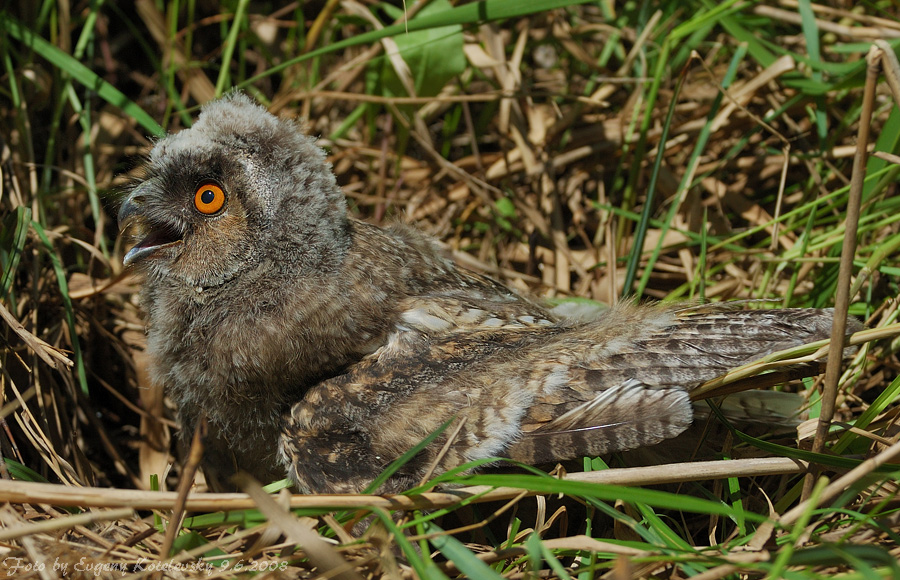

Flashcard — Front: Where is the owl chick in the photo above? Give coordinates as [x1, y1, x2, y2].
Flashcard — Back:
[119, 93, 857, 494]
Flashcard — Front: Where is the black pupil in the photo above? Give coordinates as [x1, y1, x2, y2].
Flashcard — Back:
[200, 188, 216, 205]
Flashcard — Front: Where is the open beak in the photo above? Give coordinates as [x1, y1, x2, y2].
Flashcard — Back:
[118, 186, 184, 267]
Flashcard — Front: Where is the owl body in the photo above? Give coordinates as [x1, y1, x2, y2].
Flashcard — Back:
[120, 94, 855, 493]
[138, 218, 548, 484]
[284, 303, 840, 493]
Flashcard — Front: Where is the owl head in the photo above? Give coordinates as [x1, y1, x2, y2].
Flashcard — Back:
[118, 93, 350, 288]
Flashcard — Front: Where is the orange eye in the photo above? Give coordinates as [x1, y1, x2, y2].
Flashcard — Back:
[194, 182, 226, 215]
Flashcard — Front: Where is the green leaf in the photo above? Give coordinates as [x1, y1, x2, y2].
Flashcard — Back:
[495, 197, 517, 219]
[378, 0, 466, 98]
[4, 457, 50, 483]
[426, 521, 505, 579]
[240, 0, 597, 90]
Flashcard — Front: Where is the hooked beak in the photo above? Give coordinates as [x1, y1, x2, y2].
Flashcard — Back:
[118, 186, 184, 267]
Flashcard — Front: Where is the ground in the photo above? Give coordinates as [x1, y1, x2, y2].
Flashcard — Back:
[1, 1, 900, 578]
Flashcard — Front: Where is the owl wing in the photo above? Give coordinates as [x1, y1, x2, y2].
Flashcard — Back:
[282, 303, 854, 493]
[505, 305, 857, 465]
[282, 311, 560, 494]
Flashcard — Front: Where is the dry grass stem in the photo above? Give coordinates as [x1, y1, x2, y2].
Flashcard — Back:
[0, 457, 808, 512]
[2, 2, 898, 575]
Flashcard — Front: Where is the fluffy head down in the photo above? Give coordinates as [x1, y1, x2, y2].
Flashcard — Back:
[119, 93, 349, 288]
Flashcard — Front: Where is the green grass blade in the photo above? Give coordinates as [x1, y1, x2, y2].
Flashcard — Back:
[0, 13, 164, 137]
[426, 521, 504, 579]
[634, 42, 745, 297]
[362, 416, 454, 494]
[832, 373, 900, 454]
[31, 221, 88, 394]
[767, 476, 828, 579]
[1, 207, 32, 299]
[375, 508, 441, 579]
[4, 457, 51, 483]
[214, 0, 250, 96]
[453, 473, 764, 522]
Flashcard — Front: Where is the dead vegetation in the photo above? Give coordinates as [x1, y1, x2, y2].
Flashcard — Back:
[2, 1, 900, 577]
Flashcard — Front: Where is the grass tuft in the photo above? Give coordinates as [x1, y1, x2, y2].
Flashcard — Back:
[1, 1, 900, 577]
